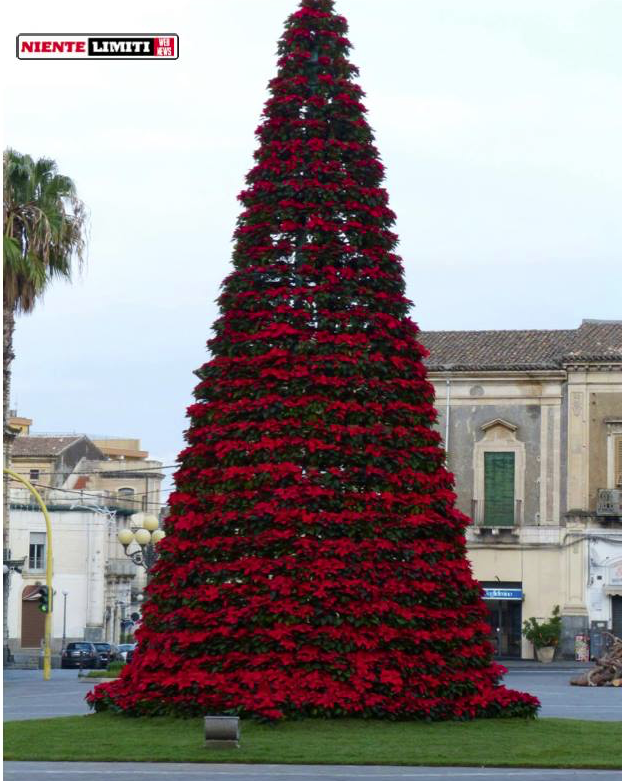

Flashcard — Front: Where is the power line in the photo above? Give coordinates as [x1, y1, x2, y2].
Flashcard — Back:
[9, 463, 178, 477]
[7, 477, 175, 508]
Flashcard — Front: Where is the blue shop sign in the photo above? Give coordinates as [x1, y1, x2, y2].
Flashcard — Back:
[483, 588, 523, 601]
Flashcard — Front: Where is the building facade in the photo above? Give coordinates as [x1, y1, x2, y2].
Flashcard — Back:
[5, 419, 164, 661]
[420, 320, 622, 659]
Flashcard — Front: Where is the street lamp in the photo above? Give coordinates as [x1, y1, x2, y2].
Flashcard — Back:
[117, 513, 165, 572]
[62, 591, 68, 651]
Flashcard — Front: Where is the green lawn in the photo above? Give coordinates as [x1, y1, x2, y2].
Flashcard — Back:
[4, 713, 621, 768]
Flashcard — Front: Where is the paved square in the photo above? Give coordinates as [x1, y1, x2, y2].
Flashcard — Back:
[4, 668, 621, 722]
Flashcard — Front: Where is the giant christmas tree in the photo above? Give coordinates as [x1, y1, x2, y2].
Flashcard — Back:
[90, 0, 539, 720]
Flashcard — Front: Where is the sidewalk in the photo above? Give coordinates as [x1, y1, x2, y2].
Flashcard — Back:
[501, 658, 592, 671]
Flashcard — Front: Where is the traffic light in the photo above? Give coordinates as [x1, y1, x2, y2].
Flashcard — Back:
[37, 585, 51, 613]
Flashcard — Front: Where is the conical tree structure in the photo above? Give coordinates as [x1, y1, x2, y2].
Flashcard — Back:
[90, 0, 539, 720]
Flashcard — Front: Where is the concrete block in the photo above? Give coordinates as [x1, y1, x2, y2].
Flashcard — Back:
[204, 715, 240, 749]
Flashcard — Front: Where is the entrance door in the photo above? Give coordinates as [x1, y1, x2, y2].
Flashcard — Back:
[484, 600, 522, 657]
[21, 586, 45, 648]
[612, 596, 622, 639]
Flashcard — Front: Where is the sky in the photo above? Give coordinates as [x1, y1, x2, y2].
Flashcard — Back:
[4, 0, 622, 495]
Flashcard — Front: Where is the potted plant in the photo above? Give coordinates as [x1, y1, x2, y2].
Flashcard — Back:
[522, 605, 562, 663]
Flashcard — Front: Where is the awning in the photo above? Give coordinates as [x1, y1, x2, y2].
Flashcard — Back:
[604, 586, 622, 597]
[22, 585, 43, 601]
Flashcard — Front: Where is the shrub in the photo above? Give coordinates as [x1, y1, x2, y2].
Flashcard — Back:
[522, 605, 562, 648]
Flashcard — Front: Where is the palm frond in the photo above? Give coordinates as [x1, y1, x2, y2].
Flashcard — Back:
[3, 148, 87, 313]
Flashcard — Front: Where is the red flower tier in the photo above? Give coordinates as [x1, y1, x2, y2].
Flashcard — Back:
[88, 0, 539, 721]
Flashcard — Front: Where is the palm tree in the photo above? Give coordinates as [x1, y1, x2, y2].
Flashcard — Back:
[3, 149, 87, 661]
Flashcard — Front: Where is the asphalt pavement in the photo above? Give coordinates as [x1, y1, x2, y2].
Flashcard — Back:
[3, 668, 91, 721]
[503, 668, 622, 721]
[4, 666, 622, 722]
[4, 764, 622, 781]
[4, 667, 622, 781]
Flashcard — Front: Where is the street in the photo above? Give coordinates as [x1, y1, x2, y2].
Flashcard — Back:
[503, 668, 622, 721]
[4, 667, 621, 780]
[3, 762, 622, 781]
[3, 669, 91, 721]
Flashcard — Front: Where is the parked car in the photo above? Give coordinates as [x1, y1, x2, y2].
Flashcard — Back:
[117, 643, 136, 661]
[93, 642, 120, 668]
[125, 644, 137, 663]
[61, 642, 99, 669]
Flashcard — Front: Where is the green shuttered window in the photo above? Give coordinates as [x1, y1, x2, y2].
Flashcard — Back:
[484, 452, 515, 526]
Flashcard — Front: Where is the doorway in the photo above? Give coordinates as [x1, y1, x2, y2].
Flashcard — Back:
[21, 585, 45, 648]
[484, 599, 522, 658]
[612, 596, 622, 639]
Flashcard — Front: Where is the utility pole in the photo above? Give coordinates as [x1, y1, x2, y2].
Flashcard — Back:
[62, 591, 68, 651]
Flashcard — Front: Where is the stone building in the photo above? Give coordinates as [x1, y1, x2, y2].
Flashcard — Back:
[420, 319, 622, 659]
[5, 418, 164, 661]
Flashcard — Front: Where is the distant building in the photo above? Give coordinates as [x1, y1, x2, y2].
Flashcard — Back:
[421, 319, 622, 659]
[6, 419, 164, 661]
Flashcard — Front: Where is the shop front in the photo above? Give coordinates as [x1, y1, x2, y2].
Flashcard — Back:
[606, 556, 622, 639]
[481, 582, 523, 658]
[587, 546, 622, 644]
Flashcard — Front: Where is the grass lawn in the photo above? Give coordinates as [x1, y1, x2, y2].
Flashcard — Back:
[4, 713, 622, 768]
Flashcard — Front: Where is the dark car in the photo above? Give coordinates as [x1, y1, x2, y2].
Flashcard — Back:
[93, 642, 119, 668]
[61, 642, 99, 669]
[125, 644, 137, 663]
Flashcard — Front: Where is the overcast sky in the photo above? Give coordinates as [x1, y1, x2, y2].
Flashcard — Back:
[4, 0, 622, 495]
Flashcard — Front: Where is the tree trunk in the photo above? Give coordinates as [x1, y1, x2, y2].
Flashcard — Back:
[3, 303, 16, 663]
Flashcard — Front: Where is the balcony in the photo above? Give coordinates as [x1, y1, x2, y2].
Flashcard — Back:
[83, 459, 165, 480]
[105, 558, 136, 578]
[9, 486, 139, 516]
[597, 489, 622, 518]
[471, 499, 522, 535]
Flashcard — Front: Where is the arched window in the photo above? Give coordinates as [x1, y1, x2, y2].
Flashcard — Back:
[118, 487, 135, 508]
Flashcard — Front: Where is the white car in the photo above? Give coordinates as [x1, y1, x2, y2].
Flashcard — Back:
[117, 643, 136, 661]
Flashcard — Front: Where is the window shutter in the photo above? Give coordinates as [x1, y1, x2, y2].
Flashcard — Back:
[615, 437, 622, 488]
[484, 452, 515, 526]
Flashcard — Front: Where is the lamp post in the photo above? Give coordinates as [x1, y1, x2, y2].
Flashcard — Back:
[61, 591, 68, 651]
[116, 600, 128, 644]
[118, 513, 165, 576]
[4, 469, 54, 681]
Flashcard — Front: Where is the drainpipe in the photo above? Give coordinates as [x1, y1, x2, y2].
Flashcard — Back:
[445, 377, 451, 460]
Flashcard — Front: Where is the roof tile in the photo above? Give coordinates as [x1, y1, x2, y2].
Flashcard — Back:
[419, 320, 622, 371]
[12, 436, 86, 458]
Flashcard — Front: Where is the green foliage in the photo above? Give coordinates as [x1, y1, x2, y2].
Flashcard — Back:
[522, 605, 562, 649]
[4, 713, 621, 768]
[3, 148, 86, 312]
[83, 661, 125, 678]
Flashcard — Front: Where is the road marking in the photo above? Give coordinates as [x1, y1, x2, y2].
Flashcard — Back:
[3, 768, 618, 778]
[3, 691, 85, 699]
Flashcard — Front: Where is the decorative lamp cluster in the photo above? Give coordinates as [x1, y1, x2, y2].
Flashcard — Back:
[88, 0, 539, 722]
[118, 513, 166, 571]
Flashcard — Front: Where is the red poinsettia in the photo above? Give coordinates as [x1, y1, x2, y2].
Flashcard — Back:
[88, 0, 539, 722]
